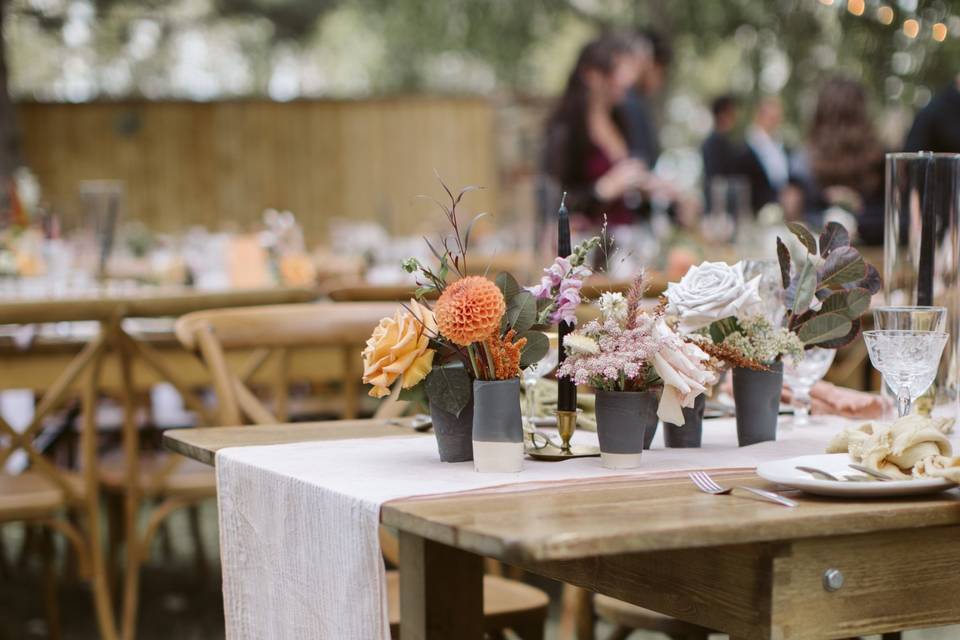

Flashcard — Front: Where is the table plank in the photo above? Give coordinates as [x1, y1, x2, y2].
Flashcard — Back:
[0, 286, 317, 324]
[382, 475, 960, 562]
[162, 420, 409, 465]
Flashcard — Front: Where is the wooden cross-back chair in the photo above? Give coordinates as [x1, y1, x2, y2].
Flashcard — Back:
[173, 301, 549, 639]
[0, 330, 118, 640]
[109, 301, 399, 639]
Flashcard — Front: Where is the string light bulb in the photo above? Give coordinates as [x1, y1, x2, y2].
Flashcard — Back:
[877, 6, 895, 25]
[848, 0, 865, 16]
[931, 22, 947, 41]
[903, 18, 920, 38]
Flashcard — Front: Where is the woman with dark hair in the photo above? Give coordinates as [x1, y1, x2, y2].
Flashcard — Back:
[794, 75, 885, 244]
[542, 34, 646, 226]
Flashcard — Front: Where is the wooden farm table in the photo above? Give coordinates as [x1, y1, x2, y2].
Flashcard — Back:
[164, 420, 960, 640]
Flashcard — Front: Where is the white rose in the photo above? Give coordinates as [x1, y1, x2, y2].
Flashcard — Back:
[665, 261, 762, 334]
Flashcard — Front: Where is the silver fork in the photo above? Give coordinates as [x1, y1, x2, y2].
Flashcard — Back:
[689, 471, 798, 508]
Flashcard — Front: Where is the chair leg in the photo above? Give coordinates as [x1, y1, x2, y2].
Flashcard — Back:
[41, 527, 62, 640]
[105, 492, 124, 594]
[187, 504, 209, 584]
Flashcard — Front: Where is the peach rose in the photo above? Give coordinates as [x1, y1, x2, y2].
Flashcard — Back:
[362, 300, 437, 398]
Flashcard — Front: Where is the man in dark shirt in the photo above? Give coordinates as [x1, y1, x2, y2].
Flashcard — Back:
[904, 76, 960, 153]
[701, 94, 744, 210]
[622, 29, 672, 167]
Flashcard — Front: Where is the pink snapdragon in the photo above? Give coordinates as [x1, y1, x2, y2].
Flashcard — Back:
[529, 256, 591, 326]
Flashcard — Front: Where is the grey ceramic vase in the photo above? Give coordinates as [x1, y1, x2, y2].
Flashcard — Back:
[595, 390, 658, 468]
[472, 379, 523, 472]
[732, 361, 784, 446]
[663, 393, 706, 448]
[429, 398, 474, 463]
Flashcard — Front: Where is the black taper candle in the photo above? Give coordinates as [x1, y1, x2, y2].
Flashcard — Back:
[917, 155, 935, 306]
[556, 193, 577, 412]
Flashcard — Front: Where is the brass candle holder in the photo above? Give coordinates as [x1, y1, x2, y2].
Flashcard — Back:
[526, 409, 600, 461]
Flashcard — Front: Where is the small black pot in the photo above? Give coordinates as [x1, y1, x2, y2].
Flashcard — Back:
[472, 379, 523, 472]
[732, 362, 784, 447]
[663, 393, 706, 448]
[429, 398, 474, 462]
[595, 390, 658, 468]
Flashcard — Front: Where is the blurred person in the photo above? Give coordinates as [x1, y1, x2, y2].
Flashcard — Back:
[904, 74, 960, 153]
[622, 29, 673, 167]
[700, 94, 746, 210]
[742, 96, 790, 211]
[792, 76, 885, 244]
[542, 34, 647, 227]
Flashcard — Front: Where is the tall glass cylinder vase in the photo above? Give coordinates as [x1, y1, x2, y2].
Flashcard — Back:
[884, 153, 960, 416]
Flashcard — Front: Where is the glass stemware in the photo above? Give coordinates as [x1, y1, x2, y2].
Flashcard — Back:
[521, 345, 559, 446]
[873, 306, 946, 332]
[863, 330, 948, 417]
[782, 347, 836, 426]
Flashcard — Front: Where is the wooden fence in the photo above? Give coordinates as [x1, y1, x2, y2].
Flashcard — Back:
[17, 97, 498, 242]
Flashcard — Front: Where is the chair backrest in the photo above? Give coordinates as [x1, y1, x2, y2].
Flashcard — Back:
[175, 302, 404, 426]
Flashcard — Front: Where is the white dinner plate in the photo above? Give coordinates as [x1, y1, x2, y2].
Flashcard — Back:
[756, 453, 958, 498]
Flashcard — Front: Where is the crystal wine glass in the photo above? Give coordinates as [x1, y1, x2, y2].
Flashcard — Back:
[863, 330, 948, 417]
[782, 347, 836, 426]
[521, 344, 559, 433]
[873, 306, 947, 332]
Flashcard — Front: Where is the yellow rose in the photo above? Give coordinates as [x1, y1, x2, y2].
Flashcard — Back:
[362, 300, 437, 398]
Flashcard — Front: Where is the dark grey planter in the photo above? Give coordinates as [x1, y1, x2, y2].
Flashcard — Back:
[595, 390, 658, 469]
[429, 398, 473, 462]
[732, 362, 784, 446]
[472, 379, 523, 472]
[663, 393, 706, 448]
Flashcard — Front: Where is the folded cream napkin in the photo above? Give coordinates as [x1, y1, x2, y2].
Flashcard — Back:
[827, 414, 959, 481]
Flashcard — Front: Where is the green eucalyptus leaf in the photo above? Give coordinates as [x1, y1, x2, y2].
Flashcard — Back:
[845, 262, 881, 295]
[792, 258, 817, 315]
[787, 222, 817, 255]
[424, 363, 472, 417]
[398, 382, 427, 408]
[495, 271, 521, 302]
[502, 289, 537, 335]
[519, 331, 550, 369]
[776, 237, 792, 289]
[819, 222, 850, 257]
[819, 246, 865, 287]
[817, 288, 869, 321]
[813, 318, 862, 349]
[796, 312, 853, 345]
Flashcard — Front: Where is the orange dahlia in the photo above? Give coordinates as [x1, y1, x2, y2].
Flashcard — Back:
[435, 276, 506, 346]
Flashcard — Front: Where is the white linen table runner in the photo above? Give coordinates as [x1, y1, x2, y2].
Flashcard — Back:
[216, 417, 851, 640]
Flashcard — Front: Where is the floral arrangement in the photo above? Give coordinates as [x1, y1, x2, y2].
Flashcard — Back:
[720, 314, 804, 365]
[777, 221, 880, 348]
[557, 273, 718, 424]
[362, 181, 548, 416]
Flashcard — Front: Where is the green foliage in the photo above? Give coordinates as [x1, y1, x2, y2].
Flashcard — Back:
[423, 362, 472, 416]
[779, 222, 880, 348]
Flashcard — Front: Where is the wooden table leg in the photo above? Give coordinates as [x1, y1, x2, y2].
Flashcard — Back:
[399, 531, 483, 640]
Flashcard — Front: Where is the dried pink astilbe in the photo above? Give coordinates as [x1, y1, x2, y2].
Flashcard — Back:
[557, 319, 666, 391]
